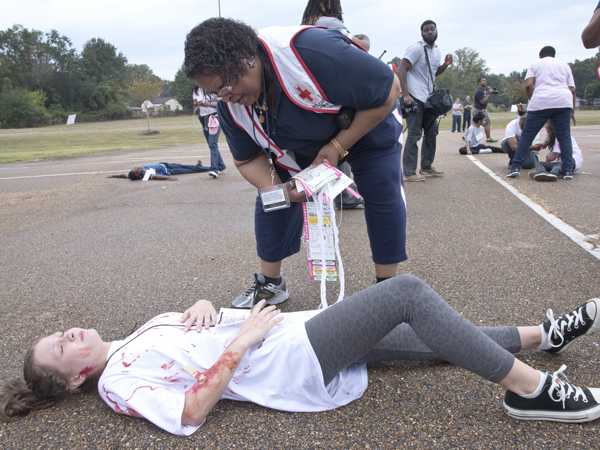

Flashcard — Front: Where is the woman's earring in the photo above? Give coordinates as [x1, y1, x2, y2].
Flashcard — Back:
[247, 60, 256, 68]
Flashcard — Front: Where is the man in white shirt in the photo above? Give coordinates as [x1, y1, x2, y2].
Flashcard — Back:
[451, 98, 462, 132]
[507, 46, 576, 179]
[398, 20, 453, 181]
[501, 109, 541, 169]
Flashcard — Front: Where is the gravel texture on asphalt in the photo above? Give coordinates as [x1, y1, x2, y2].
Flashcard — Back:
[1, 127, 599, 449]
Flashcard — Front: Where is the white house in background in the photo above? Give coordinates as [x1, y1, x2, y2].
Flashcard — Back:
[141, 97, 182, 114]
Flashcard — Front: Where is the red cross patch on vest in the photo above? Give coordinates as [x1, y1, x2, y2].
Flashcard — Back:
[293, 84, 317, 105]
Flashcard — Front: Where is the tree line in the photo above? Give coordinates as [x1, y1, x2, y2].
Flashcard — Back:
[389, 48, 600, 111]
[1, 24, 599, 129]
[0, 24, 196, 128]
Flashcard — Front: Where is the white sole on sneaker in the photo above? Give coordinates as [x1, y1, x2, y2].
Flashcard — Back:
[555, 298, 600, 354]
[503, 390, 600, 423]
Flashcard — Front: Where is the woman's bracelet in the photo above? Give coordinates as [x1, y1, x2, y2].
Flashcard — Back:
[330, 138, 348, 159]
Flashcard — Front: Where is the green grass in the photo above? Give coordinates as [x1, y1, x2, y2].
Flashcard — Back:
[0, 116, 215, 164]
[2, 111, 600, 164]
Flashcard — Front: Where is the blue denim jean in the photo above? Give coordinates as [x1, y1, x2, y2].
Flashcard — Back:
[160, 162, 209, 175]
[510, 108, 573, 172]
[199, 115, 226, 173]
[452, 114, 461, 132]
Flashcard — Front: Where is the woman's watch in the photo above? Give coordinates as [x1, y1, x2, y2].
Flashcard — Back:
[330, 138, 348, 159]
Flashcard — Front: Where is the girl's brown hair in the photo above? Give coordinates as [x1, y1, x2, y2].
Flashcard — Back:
[0, 340, 98, 422]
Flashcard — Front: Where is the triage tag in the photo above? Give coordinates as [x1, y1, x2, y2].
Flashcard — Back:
[259, 183, 290, 212]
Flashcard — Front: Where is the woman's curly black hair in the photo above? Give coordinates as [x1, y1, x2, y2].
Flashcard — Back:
[301, 0, 343, 25]
[184, 17, 259, 85]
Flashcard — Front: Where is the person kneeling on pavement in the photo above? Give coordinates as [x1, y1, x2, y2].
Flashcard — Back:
[459, 111, 503, 155]
[501, 108, 541, 169]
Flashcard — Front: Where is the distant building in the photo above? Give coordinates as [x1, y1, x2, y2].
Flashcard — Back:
[141, 97, 183, 114]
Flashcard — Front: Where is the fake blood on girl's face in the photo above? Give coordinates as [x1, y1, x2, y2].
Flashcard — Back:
[34, 328, 109, 384]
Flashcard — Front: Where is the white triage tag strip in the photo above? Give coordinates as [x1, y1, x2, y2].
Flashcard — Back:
[292, 162, 360, 201]
[142, 168, 155, 181]
[259, 183, 290, 212]
[303, 201, 337, 281]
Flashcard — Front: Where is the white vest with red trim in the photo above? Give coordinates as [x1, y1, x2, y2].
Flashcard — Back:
[225, 26, 345, 175]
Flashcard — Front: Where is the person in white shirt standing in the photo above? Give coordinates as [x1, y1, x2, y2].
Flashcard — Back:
[398, 20, 453, 182]
[193, 86, 226, 179]
[507, 46, 576, 180]
[451, 98, 462, 132]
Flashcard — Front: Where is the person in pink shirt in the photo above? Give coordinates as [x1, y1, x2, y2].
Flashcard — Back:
[507, 46, 576, 180]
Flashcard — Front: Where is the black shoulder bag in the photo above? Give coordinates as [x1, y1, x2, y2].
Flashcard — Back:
[423, 46, 453, 117]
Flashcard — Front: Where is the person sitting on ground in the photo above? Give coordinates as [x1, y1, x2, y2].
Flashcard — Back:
[501, 106, 541, 169]
[2, 275, 600, 436]
[108, 161, 210, 181]
[530, 121, 583, 181]
[459, 111, 503, 155]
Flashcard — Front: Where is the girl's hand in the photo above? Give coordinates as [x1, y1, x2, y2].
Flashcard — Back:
[234, 300, 283, 348]
[181, 300, 217, 331]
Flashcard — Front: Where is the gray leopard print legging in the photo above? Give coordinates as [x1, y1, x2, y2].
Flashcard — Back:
[305, 274, 521, 386]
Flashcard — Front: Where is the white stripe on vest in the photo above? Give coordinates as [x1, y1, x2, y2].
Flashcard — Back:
[258, 26, 342, 113]
[225, 26, 345, 175]
[226, 103, 301, 174]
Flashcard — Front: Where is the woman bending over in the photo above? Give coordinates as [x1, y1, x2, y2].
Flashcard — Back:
[1, 275, 600, 435]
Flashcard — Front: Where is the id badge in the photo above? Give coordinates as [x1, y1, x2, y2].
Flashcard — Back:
[259, 184, 290, 212]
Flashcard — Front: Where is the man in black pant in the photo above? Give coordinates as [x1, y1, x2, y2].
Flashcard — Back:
[474, 77, 497, 143]
[398, 20, 453, 182]
[462, 95, 472, 132]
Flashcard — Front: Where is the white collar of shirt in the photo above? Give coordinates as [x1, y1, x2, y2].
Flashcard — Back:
[420, 39, 438, 50]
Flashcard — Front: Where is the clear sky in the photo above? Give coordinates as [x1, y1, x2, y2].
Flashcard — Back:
[2, 0, 598, 81]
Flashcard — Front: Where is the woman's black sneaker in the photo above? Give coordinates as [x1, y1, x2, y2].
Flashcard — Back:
[543, 298, 600, 354]
[504, 365, 600, 423]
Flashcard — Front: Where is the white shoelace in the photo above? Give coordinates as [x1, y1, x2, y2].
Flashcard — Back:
[548, 365, 588, 409]
[546, 306, 586, 349]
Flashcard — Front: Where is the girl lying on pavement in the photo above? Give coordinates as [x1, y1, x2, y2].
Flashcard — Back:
[1, 275, 599, 435]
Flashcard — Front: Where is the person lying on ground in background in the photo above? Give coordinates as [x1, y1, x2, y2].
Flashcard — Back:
[459, 111, 503, 155]
[108, 161, 210, 181]
[2, 275, 600, 435]
[529, 121, 584, 181]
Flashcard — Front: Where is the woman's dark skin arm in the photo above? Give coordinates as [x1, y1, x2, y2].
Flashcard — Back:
[582, 8, 600, 48]
[309, 75, 401, 169]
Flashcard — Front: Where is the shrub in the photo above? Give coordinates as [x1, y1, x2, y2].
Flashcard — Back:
[0, 88, 49, 128]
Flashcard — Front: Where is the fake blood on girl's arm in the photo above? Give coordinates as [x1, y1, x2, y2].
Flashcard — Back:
[183, 350, 240, 395]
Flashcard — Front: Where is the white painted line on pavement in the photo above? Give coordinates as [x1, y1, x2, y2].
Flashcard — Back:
[467, 155, 600, 260]
[0, 170, 126, 180]
[0, 154, 209, 170]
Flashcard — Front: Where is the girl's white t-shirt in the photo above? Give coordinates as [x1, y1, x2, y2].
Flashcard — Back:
[550, 137, 584, 172]
[98, 311, 367, 436]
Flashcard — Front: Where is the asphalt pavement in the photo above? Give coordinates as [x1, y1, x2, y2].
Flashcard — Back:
[1, 124, 599, 449]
